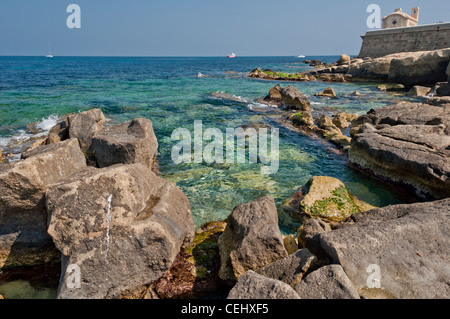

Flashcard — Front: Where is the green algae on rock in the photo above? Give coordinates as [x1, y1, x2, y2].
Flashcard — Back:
[153, 221, 227, 299]
[286, 176, 377, 223]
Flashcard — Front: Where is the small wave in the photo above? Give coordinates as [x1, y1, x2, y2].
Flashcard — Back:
[0, 114, 60, 157]
[36, 114, 59, 131]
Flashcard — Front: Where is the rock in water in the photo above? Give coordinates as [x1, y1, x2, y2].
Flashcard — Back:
[262, 84, 283, 107]
[314, 87, 337, 98]
[294, 265, 360, 299]
[0, 139, 86, 268]
[285, 176, 376, 223]
[218, 196, 288, 282]
[318, 199, 450, 299]
[349, 101, 450, 199]
[67, 109, 106, 152]
[92, 118, 158, 168]
[407, 86, 432, 97]
[227, 271, 301, 299]
[280, 85, 311, 111]
[46, 163, 195, 299]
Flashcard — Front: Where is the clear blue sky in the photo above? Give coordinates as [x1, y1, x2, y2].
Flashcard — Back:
[1, 0, 449, 56]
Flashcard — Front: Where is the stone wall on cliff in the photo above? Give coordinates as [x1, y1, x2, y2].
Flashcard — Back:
[359, 23, 450, 58]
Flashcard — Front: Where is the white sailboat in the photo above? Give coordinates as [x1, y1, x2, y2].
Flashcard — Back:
[297, 54, 305, 58]
[45, 43, 54, 58]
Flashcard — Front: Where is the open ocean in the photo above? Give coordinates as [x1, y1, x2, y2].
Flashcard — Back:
[0, 56, 420, 233]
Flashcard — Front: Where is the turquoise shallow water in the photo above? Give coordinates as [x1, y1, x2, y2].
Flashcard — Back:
[0, 56, 420, 233]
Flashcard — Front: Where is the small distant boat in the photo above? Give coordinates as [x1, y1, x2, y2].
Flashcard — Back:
[45, 43, 54, 58]
[297, 54, 306, 58]
[227, 53, 237, 58]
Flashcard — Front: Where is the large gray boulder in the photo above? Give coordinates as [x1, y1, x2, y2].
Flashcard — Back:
[349, 101, 450, 199]
[0, 139, 86, 268]
[388, 49, 450, 88]
[46, 163, 195, 299]
[256, 249, 319, 286]
[318, 199, 450, 299]
[48, 109, 106, 153]
[294, 265, 360, 299]
[227, 271, 301, 299]
[218, 196, 288, 282]
[92, 118, 158, 168]
[280, 85, 311, 111]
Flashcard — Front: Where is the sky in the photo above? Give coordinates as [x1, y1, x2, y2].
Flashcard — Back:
[1, 0, 449, 56]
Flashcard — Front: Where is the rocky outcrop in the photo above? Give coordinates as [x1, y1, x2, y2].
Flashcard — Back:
[227, 271, 301, 299]
[285, 176, 376, 223]
[0, 139, 86, 268]
[218, 197, 288, 282]
[332, 113, 358, 129]
[316, 115, 352, 149]
[256, 249, 319, 286]
[318, 199, 450, 299]
[280, 85, 311, 111]
[294, 265, 360, 299]
[290, 111, 316, 131]
[388, 49, 450, 88]
[92, 118, 158, 168]
[48, 109, 106, 153]
[349, 101, 450, 199]
[46, 163, 195, 299]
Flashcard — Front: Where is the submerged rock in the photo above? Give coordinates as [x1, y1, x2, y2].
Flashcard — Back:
[0, 139, 86, 268]
[46, 163, 195, 299]
[318, 199, 450, 299]
[92, 118, 158, 168]
[294, 265, 360, 299]
[227, 271, 301, 299]
[218, 196, 288, 282]
[285, 176, 376, 223]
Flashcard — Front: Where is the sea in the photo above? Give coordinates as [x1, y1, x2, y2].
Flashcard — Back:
[0, 56, 420, 298]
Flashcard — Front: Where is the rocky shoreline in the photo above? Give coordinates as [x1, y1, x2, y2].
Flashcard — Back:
[1, 52, 450, 299]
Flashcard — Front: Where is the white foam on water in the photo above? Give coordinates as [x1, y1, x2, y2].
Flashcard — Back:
[36, 114, 59, 132]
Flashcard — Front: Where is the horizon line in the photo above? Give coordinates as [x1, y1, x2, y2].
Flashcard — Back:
[0, 54, 356, 58]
